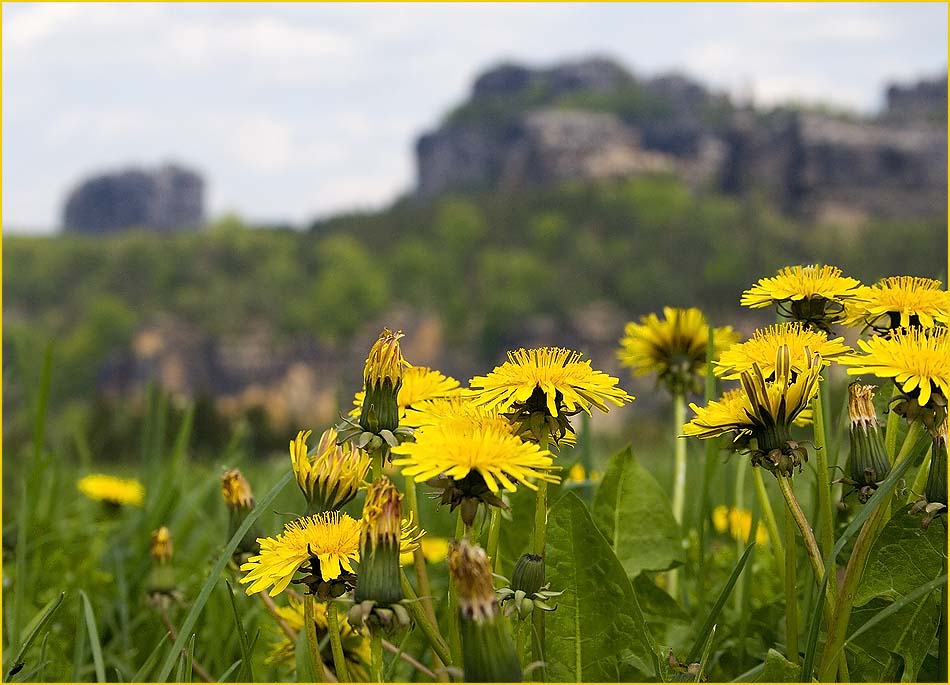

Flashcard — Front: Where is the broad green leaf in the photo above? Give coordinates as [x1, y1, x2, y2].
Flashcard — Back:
[593, 445, 685, 577]
[633, 574, 689, 623]
[846, 594, 940, 682]
[545, 491, 661, 682]
[854, 508, 946, 605]
[756, 648, 801, 682]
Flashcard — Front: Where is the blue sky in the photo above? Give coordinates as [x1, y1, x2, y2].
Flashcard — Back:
[2, 2, 946, 233]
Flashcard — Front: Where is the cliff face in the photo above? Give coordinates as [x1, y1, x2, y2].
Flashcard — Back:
[63, 163, 205, 234]
[416, 58, 947, 220]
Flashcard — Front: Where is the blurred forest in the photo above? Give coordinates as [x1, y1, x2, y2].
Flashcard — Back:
[3, 173, 946, 467]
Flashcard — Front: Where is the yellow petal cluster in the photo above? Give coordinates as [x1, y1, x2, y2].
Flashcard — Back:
[391, 415, 559, 493]
[741, 264, 860, 308]
[712, 506, 768, 545]
[240, 512, 361, 596]
[77, 474, 145, 507]
[363, 328, 408, 386]
[221, 468, 255, 508]
[469, 347, 633, 417]
[290, 428, 370, 511]
[715, 322, 851, 380]
[842, 327, 950, 407]
[844, 276, 950, 330]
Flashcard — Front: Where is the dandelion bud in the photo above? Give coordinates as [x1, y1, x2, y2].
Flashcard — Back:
[359, 329, 407, 435]
[146, 526, 180, 606]
[221, 468, 260, 554]
[511, 553, 544, 597]
[290, 428, 371, 512]
[354, 477, 404, 606]
[925, 421, 947, 507]
[449, 540, 522, 682]
[846, 383, 891, 502]
[150, 526, 173, 564]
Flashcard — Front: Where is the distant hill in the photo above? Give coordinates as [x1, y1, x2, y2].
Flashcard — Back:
[415, 57, 947, 223]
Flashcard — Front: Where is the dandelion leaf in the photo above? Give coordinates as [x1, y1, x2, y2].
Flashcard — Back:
[545, 491, 663, 682]
[592, 444, 685, 577]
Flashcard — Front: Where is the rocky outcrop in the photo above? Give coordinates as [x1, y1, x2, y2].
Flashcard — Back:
[63, 163, 205, 234]
[416, 57, 947, 220]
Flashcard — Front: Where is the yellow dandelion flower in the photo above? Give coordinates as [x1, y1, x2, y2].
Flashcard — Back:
[77, 474, 145, 507]
[741, 264, 860, 330]
[841, 327, 950, 409]
[470, 347, 633, 417]
[150, 526, 173, 563]
[290, 428, 370, 511]
[221, 468, 255, 509]
[712, 506, 769, 545]
[351, 366, 462, 418]
[844, 276, 950, 331]
[715, 322, 852, 380]
[685, 347, 821, 476]
[617, 307, 739, 394]
[240, 512, 361, 597]
[391, 418, 559, 494]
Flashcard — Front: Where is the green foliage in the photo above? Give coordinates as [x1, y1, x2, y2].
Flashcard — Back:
[545, 491, 661, 682]
[592, 445, 685, 576]
[757, 648, 801, 682]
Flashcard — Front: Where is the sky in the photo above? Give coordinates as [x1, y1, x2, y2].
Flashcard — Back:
[2, 2, 947, 233]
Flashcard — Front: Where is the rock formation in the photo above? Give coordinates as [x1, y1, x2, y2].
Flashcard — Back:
[416, 58, 947, 220]
[63, 163, 205, 234]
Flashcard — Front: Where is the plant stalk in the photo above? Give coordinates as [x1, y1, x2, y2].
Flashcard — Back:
[784, 505, 799, 664]
[370, 632, 384, 683]
[404, 474, 444, 674]
[752, 467, 785, 585]
[399, 570, 453, 667]
[327, 601, 351, 682]
[670, 391, 687, 600]
[532, 431, 550, 666]
[304, 594, 326, 683]
[487, 507, 502, 574]
[811, 387, 837, 591]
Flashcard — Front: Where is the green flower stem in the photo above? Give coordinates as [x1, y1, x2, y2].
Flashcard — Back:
[810, 387, 837, 592]
[697, 325, 718, 610]
[884, 385, 902, 463]
[399, 570, 453, 667]
[817, 419, 927, 682]
[939, 553, 948, 682]
[732, 457, 748, 613]
[515, 620, 527, 668]
[371, 446, 387, 483]
[304, 594, 326, 683]
[784, 503, 799, 664]
[752, 467, 785, 585]
[669, 391, 687, 600]
[448, 514, 464, 666]
[532, 432, 550, 667]
[775, 475, 837, 613]
[403, 476, 441, 642]
[906, 446, 933, 504]
[327, 600, 351, 683]
[487, 507, 502, 574]
[370, 632, 384, 683]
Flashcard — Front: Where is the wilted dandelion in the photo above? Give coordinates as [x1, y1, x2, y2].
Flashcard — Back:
[740, 264, 860, 331]
[77, 474, 145, 508]
[617, 306, 738, 395]
[843, 383, 891, 502]
[844, 276, 950, 332]
[240, 512, 361, 597]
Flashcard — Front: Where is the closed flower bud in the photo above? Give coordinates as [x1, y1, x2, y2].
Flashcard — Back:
[354, 477, 404, 606]
[511, 553, 544, 597]
[449, 540, 522, 682]
[360, 329, 407, 435]
[150, 526, 173, 564]
[925, 421, 947, 507]
[290, 428, 371, 512]
[221, 468, 260, 554]
[146, 526, 181, 607]
[846, 383, 891, 502]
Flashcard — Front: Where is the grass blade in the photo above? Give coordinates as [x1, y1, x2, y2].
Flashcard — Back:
[225, 581, 255, 682]
[131, 635, 170, 682]
[216, 660, 242, 682]
[697, 624, 718, 682]
[4, 591, 65, 679]
[155, 471, 293, 682]
[686, 542, 756, 663]
[80, 590, 107, 683]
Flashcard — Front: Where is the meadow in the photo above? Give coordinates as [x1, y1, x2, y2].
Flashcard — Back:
[2, 266, 947, 683]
